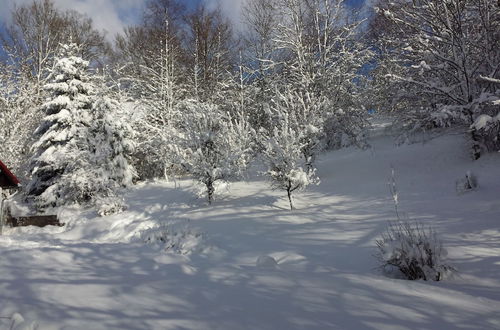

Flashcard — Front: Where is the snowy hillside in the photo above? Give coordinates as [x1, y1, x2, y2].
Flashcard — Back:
[1, 121, 500, 330]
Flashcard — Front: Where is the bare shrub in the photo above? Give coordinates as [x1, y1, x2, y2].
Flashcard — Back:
[140, 221, 205, 255]
[376, 167, 455, 281]
[376, 221, 455, 281]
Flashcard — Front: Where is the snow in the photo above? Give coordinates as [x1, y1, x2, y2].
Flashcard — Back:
[256, 255, 278, 268]
[1, 117, 500, 329]
[3, 313, 38, 330]
[472, 114, 493, 130]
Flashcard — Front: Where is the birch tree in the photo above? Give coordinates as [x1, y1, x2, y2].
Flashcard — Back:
[132, 13, 185, 179]
[242, 0, 280, 131]
[185, 4, 236, 102]
[269, 0, 372, 166]
[1, 0, 109, 101]
[0, 61, 40, 177]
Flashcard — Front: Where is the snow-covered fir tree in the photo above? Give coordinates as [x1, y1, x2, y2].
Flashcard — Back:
[27, 43, 135, 211]
[27, 43, 94, 209]
[84, 90, 136, 215]
[89, 94, 135, 193]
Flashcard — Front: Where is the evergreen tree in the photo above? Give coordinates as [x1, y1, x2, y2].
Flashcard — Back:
[27, 43, 94, 209]
[27, 43, 136, 212]
[82, 92, 136, 215]
[90, 95, 135, 192]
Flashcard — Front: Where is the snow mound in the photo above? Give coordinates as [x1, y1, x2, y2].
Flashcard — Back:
[0, 313, 38, 330]
[256, 255, 278, 268]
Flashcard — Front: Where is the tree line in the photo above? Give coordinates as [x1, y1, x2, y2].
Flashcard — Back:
[0, 0, 498, 212]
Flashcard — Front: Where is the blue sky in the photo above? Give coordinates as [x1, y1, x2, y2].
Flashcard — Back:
[0, 0, 370, 41]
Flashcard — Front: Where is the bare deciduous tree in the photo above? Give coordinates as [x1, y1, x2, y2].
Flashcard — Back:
[373, 0, 500, 158]
[185, 4, 237, 102]
[1, 0, 109, 100]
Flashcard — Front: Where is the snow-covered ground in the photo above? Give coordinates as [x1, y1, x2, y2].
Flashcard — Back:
[1, 119, 500, 330]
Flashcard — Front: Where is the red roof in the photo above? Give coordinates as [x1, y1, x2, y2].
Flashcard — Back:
[0, 160, 20, 188]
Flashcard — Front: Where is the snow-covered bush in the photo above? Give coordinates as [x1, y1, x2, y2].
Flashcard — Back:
[0, 312, 38, 330]
[323, 107, 370, 151]
[256, 255, 278, 269]
[471, 113, 500, 155]
[455, 171, 478, 194]
[377, 167, 454, 280]
[94, 195, 127, 216]
[140, 221, 205, 255]
[261, 116, 319, 210]
[376, 221, 455, 281]
[170, 100, 254, 204]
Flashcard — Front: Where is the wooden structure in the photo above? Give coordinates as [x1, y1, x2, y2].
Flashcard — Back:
[0, 160, 61, 230]
[0, 160, 21, 233]
[4, 210, 62, 228]
[0, 160, 20, 189]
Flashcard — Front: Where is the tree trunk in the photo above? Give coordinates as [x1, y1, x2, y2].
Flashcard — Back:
[470, 128, 481, 160]
[305, 158, 314, 175]
[287, 181, 294, 210]
[207, 179, 214, 204]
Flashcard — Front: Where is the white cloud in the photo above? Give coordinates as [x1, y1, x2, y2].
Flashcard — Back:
[0, 0, 146, 40]
[0, 0, 31, 22]
[0, 0, 249, 37]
